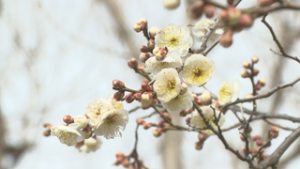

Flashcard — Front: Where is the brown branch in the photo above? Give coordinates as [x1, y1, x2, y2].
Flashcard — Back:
[262, 15, 300, 64]
[258, 125, 300, 168]
[221, 76, 300, 111]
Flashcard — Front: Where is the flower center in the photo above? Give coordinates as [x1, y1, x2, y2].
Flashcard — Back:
[168, 37, 179, 48]
[193, 67, 202, 77]
[167, 79, 176, 90]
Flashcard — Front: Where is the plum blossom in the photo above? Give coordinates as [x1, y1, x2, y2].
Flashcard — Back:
[218, 79, 241, 105]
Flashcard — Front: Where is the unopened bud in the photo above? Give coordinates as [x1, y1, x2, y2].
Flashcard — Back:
[242, 146, 253, 154]
[194, 141, 203, 150]
[185, 117, 191, 124]
[160, 112, 172, 121]
[258, 78, 266, 87]
[254, 147, 264, 154]
[219, 10, 229, 22]
[241, 69, 250, 78]
[270, 126, 279, 133]
[240, 14, 253, 28]
[152, 128, 163, 137]
[139, 52, 151, 63]
[256, 139, 263, 146]
[198, 132, 208, 141]
[112, 79, 125, 90]
[158, 121, 166, 127]
[243, 61, 251, 69]
[219, 34, 233, 48]
[125, 92, 135, 103]
[63, 115, 74, 124]
[122, 158, 130, 168]
[253, 135, 261, 141]
[128, 58, 138, 70]
[116, 151, 125, 158]
[136, 117, 145, 125]
[251, 56, 259, 63]
[141, 81, 151, 91]
[43, 129, 51, 137]
[147, 39, 155, 49]
[43, 122, 51, 128]
[270, 132, 279, 138]
[204, 5, 215, 18]
[163, 0, 180, 9]
[240, 134, 246, 141]
[134, 93, 142, 101]
[179, 82, 188, 95]
[138, 65, 145, 73]
[201, 90, 212, 105]
[141, 92, 154, 109]
[188, 1, 204, 19]
[142, 122, 152, 129]
[113, 91, 124, 101]
[140, 45, 150, 53]
[153, 47, 168, 61]
[253, 68, 259, 76]
[83, 127, 92, 139]
[228, 7, 242, 24]
[133, 18, 148, 32]
[149, 27, 160, 38]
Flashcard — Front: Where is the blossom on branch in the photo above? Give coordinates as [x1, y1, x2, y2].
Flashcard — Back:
[154, 68, 181, 102]
[192, 19, 223, 44]
[155, 24, 193, 57]
[190, 106, 225, 135]
[218, 79, 241, 105]
[85, 98, 108, 128]
[145, 50, 182, 78]
[182, 54, 215, 86]
[51, 123, 85, 146]
[161, 89, 193, 114]
[93, 108, 129, 139]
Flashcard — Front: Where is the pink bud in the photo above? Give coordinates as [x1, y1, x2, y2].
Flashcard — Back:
[122, 158, 130, 168]
[153, 47, 168, 61]
[43, 122, 51, 128]
[142, 122, 152, 129]
[256, 139, 263, 146]
[270, 126, 279, 133]
[43, 129, 51, 137]
[152, 128, 163, 137]
[125, 92, 135, 103]
[240, 14, 253, 28]
[113, 91, 125, 101]
[179, 82, 188, 95]
[219, 34, 233, 48]
[219, 10, 229, 22]
[253, 135, 261, 141]
[198, 132, 208, 141]
[133, 18, 147, 32]
[149, 27, 160, 38]
[258, 0, 275, 7]
[243, 61, 251, 69]
[204, 5, 215, 18]
[140, 46, 150, 53]
[240, 134, 246, 141]
[253, 68, 259, 76]
[185, 117, 191, 124]
[194, 141, 203, 150]
[139, 52, 150, 63]
[141, 81, 151, 91]
[240, 69, 250, 78]
[227, 0, 234, 5]
[160, 112, 172, 121]
[134, 93, 142, 101]
[136, 117, 145, 125]
[127, 58, 138, 70]
[147, 39, 155, 49]
[187, 1, 204, 19]
[258, 78, 266, 87]
[63, 115, 74, 124]
[112, 79, 125, 90]
[251, 56, 259, 63]
[141, 92, 154, 109]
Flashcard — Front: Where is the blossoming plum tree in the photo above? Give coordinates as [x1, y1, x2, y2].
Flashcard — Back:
[43, 0, 300, 168]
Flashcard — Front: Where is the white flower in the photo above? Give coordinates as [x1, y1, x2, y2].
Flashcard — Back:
[161, 89, 193, 114]
[94, 109, 129, 139]
[85, 98, 108, 128]
[145, 50, 182, 79]
[192, 19, 224, 44]
[190, 106, 225, 135]
[75, 115, 88, 129]
[182, 54, 215, 86]
[51, 123, 85, 146]
[219, 79, 241, 105]
[154, 68, 181, 102]
[79, 137, 102, 153]
[155, 24, 193, 57]
[106, 95, 124, 110]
